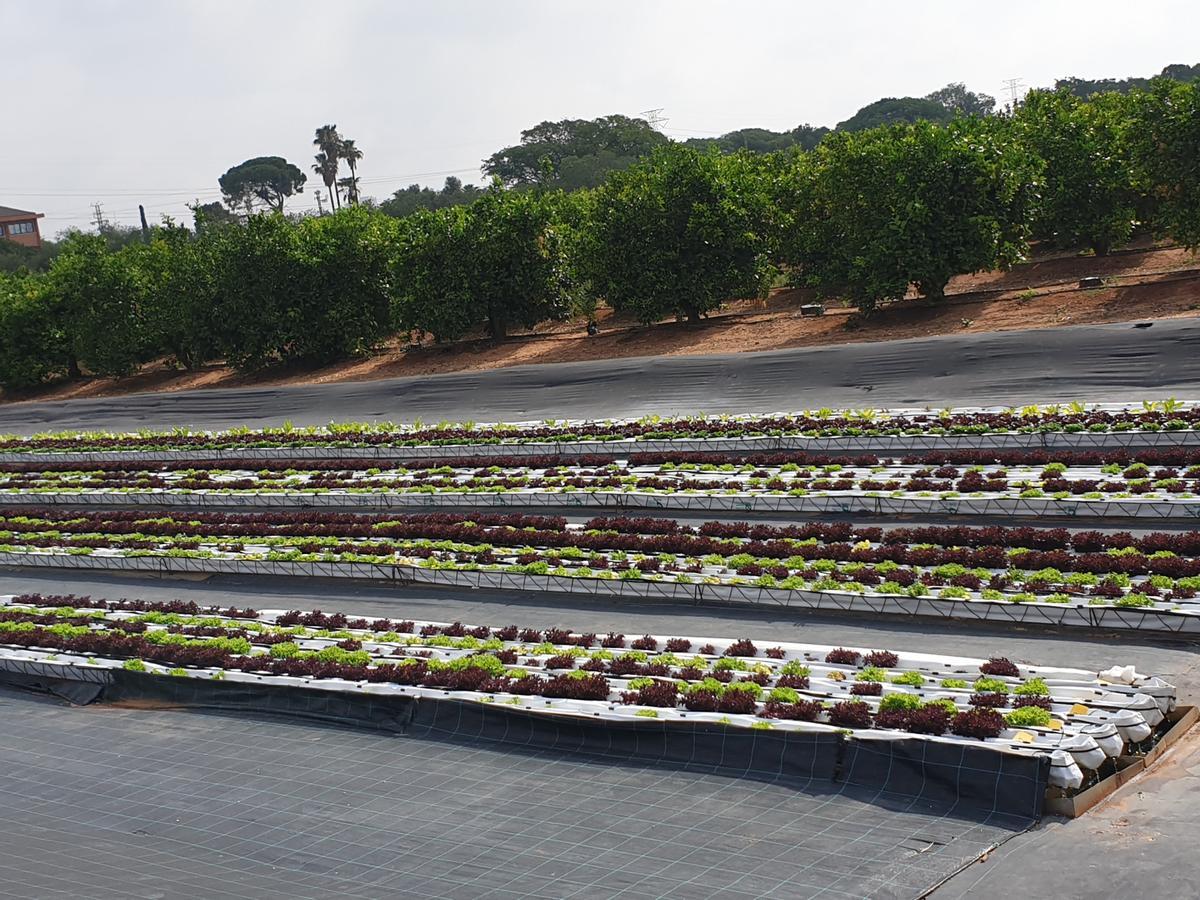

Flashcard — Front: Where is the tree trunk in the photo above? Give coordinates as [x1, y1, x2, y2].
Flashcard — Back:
[686, 304, 701, 324]
[1092, 240, 1111, 257]
[489, 307, 508, 342]
[67, 355, 82, 379]
[918, 279, 948, 301]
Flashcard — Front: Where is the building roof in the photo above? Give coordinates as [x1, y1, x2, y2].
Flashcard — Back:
[0, 205, 43, 219]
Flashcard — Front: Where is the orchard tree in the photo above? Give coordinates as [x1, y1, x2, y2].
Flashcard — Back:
[44, 232, 153, 377]
[1017, 89, 1139, 255]
[581, 145, 777, 324]
[784, 118, 1036, 311]
[219, 156, 306, 214]
[140, 223, 219, 369]
[393, 185, 573, 341]
[288, 206, 398, 361]
[392, 205, 477, 342]
[0, 271, 67, 390]
[205, 213, 302, 368]
[1126, 78, 1200, 247]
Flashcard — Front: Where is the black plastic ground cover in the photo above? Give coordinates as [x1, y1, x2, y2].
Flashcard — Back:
[2, 667, 1049, 822]
[0, 685, 1033, 900]
[2, 318, 1197, 435]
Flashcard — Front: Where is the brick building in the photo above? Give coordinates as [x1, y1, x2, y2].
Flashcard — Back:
[0, 206, 46, 249]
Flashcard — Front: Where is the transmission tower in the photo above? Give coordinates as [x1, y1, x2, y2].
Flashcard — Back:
[90, 201, 110, 232]
[639, 108, 669, 132]
[1002, 78, 1024, 109]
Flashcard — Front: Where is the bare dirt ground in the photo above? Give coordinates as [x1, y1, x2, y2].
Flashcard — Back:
[6, 243, 1198, 406]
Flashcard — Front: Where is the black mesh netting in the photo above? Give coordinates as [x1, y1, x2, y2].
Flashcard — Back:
[0, 669, 1044, 899]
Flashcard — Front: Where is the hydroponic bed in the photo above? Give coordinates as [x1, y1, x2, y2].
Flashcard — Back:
[3, 402, 1198, 465]
[5, 447, 1200, 519]
[0, 593, 1177, 803]
[4, 509, 1200, 633]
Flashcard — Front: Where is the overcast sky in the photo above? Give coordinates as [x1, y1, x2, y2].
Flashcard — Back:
[5, 0, 1198, 234]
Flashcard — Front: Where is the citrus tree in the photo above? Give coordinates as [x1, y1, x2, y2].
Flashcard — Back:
[581, 144, 777, 324]
[1017, 89, 1139, 255]
[393, 185, 572, 342]
[784, 118, 1036, 311]
[1126, 78, 1200, 247]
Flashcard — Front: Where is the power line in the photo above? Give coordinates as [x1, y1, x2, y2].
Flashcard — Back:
[639, 108, 669, 132]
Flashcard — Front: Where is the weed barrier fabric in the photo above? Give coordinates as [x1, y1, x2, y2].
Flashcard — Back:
[6, 667, 1049, 823]
[0, 688, 1032, 900]
[3, 318, 1198, 435]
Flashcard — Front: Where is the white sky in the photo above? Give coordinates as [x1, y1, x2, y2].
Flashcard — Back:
[5, 0, 1198, 234]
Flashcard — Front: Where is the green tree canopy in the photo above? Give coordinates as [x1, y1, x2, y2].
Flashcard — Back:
[205, 209, 397, 369]
[379, 176, 486, 218]
[836, 97, 954, 132]
[1056, 62, 1200, 98]
[139, 223, 219, 369]
[925, 82, 997, 116]
[1126, 78, 1200, 246]
[219, 156, 306, 213]
[683, 124, 829, 154]
[1017, 89, 1139, 255]
[483, 115, 668, 189]
[0, 270, 67, 390]
[783, 118, 1037, 311]
[393, 186, 573, 341]
[44, 232, 153, 377]
[580, 145, 777, 324]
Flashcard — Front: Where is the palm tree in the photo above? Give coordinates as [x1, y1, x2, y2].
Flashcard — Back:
[313, 124, 342, 208]
[312, 152, 339, 214]
[338, 175, 361, 206]
[339, 138, 363, 204]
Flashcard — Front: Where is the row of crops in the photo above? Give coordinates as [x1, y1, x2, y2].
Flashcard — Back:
[1, 403, 1194, 801]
